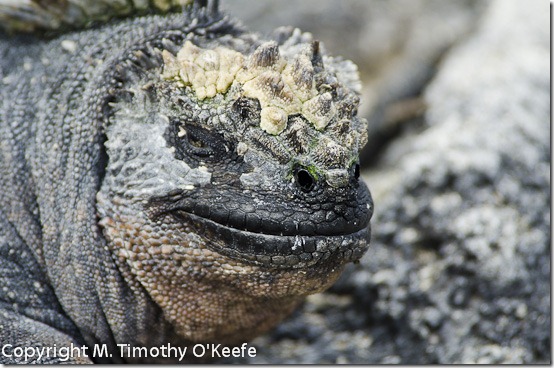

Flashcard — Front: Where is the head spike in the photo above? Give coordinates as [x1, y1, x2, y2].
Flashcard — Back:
[193, 0, 208, 10]
[0, 0, 193, 33]
[290, 49, 315, 91]
[207, 0, 219, 15]
[311, 40, 324, 71]
[249, 41, 281, 68]
[193, 0, 219, 13]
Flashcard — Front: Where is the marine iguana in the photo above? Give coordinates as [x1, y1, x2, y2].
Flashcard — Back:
[0, 0, 373, 363]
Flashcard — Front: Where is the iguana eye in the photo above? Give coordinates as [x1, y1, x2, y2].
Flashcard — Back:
[180, 124, 228, 158]
[167, 120, 230, 161]
[182, 126, 211, 156]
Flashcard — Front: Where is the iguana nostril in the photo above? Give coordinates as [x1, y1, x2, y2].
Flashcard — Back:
[295, 168, 315, 192]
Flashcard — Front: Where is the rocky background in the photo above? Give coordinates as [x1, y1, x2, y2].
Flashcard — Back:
[221, 0, 550, 364]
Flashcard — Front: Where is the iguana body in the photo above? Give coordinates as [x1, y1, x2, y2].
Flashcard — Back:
[0, 2, 372, 363]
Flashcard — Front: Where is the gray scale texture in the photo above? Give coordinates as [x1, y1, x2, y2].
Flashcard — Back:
[0, 1, 372, 363]
[0, 0, 550, 364]
[0, 8, 246, 364]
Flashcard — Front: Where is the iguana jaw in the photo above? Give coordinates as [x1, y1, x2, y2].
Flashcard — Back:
[170, 209, 371, 269]
[97, 194, 365, 343]
[147, 172, 373, 269]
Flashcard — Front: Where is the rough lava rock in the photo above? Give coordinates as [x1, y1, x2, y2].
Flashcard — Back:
[224, 0, 550, 364]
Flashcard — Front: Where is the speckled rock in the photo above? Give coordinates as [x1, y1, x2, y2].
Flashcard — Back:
[363, 0, 549, 363]
[223, 0, 549, 364]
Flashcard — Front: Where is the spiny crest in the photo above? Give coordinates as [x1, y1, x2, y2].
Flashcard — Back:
[0, 0, 195, 33]
[162, 39, 350, 135]
[162, 34, 367, 185]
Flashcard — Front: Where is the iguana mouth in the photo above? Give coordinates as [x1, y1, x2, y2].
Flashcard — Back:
[151, 178, 373, 268]
[172, 210, 371, 268]
[162, 182, 372, 268]
[172, 193, 372, 237]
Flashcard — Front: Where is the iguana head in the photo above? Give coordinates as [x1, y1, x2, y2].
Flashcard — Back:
[97, 24, 373, 343]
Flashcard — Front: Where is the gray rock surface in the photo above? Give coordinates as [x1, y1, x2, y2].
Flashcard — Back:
[223, 0, 550, 364]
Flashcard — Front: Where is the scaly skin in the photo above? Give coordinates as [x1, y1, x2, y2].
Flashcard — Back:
[0, 3, 372, 364]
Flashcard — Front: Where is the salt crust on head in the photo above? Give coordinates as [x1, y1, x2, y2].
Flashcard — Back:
[162, 40, 341, 135]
